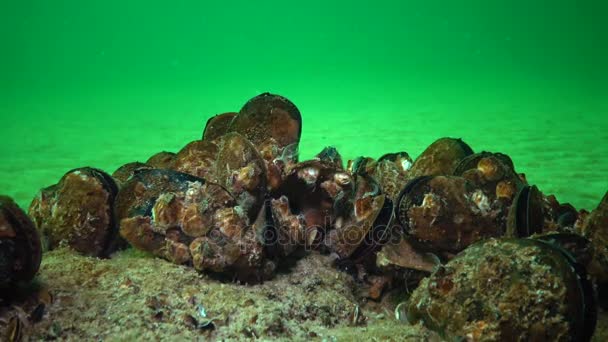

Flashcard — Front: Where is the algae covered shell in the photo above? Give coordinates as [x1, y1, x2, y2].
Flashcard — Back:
[28, 167, 120, 257]
[0, 196, 42, 288]
[405, 237, 596, 341]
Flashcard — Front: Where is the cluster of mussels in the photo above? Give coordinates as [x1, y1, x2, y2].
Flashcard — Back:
[2, 93, 608, 340]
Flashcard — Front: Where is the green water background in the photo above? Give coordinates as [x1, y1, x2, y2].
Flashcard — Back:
[1, 0, 607, 210]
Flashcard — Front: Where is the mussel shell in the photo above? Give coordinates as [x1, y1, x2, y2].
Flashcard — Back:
[214, 132, 267, 223]
[347, 157, 375, 175]
[348, 196, 395, 263]
[507, 185, 544, 237]
[409, 137, 474, 177]
[534, 232, 594, 267]
[229, 93, 302, 148]
[277, 160, 350, 217]
[533, 238, 597, 342]
[146, 151, 176, 169]
[173, 140, 219, 180]
[112, 162, 152, 187]
[202, 112, 237, 141]
[395, 176, 433, 230]
[114, 169, 219, 222]
[377, 151, 413, 173]
[0, 196, 42, 287]
[315, 146, 343, 169]
[28, 167, 119, 257]
[405, 237, 597, 341]
[452, 151, 516, 176]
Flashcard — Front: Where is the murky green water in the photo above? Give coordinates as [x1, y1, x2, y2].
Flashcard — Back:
[1, 0, 607, 210]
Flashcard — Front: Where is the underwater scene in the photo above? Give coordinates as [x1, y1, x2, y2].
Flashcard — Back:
[1, 0, 607, 340]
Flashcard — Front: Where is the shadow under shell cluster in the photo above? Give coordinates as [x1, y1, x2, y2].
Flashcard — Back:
[3, 92, 607, 340]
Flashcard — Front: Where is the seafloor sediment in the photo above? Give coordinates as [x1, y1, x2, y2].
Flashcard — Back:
[20, 248, 439, 341]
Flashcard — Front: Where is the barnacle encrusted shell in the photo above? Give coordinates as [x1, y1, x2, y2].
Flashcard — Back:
[28, 167, 120, 257]
[202, 112, 237, 141]
[0, 196, 42, 288]
[396, 175, 508, 254]
[213, 132, 267, 223]
[173, 140, 219, 180]
[405, 238, 596, 341]
[116, 169, 272, 282]
[408, 137, 474, 178]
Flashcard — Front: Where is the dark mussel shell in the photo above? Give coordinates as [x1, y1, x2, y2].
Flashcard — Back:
[0, 196, 42, 288]
[506, 185, 544, 238]
[202, 112, 237, 141]
[28, 167, 120, 257]
[111, 162, 153, 187]
[146, 151, 177, 169]
[405, 238, 597, 341]
[396, 175, 507, 254]
[228, 93, 302, 150]
[408, 137, 474, 178]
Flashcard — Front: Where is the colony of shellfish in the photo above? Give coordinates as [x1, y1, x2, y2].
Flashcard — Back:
[1, 93, 607, 340]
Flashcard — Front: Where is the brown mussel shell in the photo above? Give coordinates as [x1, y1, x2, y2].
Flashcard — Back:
[28, 167, 120, 257]
[146, 151, 177, 169]
[408, 137, 474, 178]
[213, 132, 268, 223]
[202, 112, 237, 141]
[173, 140, 219, 180]
[114, 168, 228, 224]
[0, 196, 42, 288]
[228, 93, 302, 150]
[112, 162, 153, 187]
